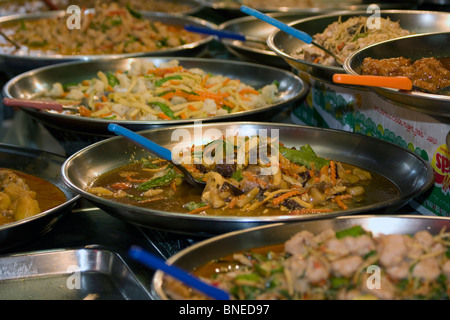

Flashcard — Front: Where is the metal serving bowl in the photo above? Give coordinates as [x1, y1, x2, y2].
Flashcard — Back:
[0, 0, 203, 16]
[3, 57, 307, 154]
[0, 10, 216, 76]
[267, 10, 450, 83]
[151, 214, 450, 300]
[344, 32, 450, 119]
[61, 122, 434, 237]
[196, 0, 413, 14]
[0, 143, 79, 251]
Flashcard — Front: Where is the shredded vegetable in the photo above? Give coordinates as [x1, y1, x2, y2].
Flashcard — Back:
[294, 16, 411, 66]
[41, 59, 281, 120]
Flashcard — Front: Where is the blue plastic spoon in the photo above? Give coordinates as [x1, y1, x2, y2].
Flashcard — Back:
[128, 245, 230, 300]
[107, 123, 206, 189]
[240, 5, 343, 66]
[184, 24, 266, 44]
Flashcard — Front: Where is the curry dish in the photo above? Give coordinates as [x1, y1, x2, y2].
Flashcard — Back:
[0, 169, 67, 226]
[87, 136, 400, 217]
[164, 225, 450, 300]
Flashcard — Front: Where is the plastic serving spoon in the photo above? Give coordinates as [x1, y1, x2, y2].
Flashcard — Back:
[2, 97, 78, 112]
[333, 74, 450, 95]
[332, 74, 415, 90]
[128, 245, 230, 300]
[184, 24, 266, 44]
[239, 5, 344, 66]
[107, 123, 206, 189]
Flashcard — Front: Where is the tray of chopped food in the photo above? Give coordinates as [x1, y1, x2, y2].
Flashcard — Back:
[267, 10, 450, 83]
[151, 215, 450, 300]
[61, 122, 433, 236]
[3, 57, 307, 143]
[344, 32, 450, 118]
[0, 2, 215, 75]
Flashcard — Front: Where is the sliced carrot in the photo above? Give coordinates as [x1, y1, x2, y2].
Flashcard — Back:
[334, 195, 348, 210]
[180, 112, 187, 119]
[201, 74, 210, 87]
[158, 112, 171, 120]
[228, 197, 237, 209]
[188, 104, 197, 111]
[239, 88, 259, 95]
[273, 190, 301, 206]
[160, 92, 175, 100]
[330, 161, 337, 185]
[189, 204, 211, 214]
[78, 106, 91, 117]
[148, 66, 183, 77]
[110, 182, 132, 190]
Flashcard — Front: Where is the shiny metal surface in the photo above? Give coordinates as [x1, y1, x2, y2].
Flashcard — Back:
[0, 0, 204, 16]
[219, 12, 323, 68]
[0, 248, 152, 299]
[61, 122, 434, 237]
[3, 57, 307, 137]
[196, 0, 413, 13]
[344, 32, 450, 119]
[151, 214, 450, 299]
[267, 10, 450, 83]
[0, 10, 216, 76]
[0, 144, 79, 251]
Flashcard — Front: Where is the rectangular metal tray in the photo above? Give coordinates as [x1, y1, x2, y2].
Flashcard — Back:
[0, 248, 152, 300]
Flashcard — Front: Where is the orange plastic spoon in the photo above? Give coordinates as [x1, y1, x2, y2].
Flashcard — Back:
[332, 74, 413, 90]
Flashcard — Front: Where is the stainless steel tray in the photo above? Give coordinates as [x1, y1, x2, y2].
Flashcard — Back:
[0, 248, 152, 300]
[152, 214, 450, 300]
[196, 0, 413, 13]
[344, 32, 450, 119]
[3, 57, 307, 154]
[0, 10, 216, 76]
[61, 122, 434, 236]
[267, 10, 450, 83]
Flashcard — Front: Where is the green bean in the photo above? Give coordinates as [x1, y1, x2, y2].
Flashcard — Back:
[279, 144, 329, 169]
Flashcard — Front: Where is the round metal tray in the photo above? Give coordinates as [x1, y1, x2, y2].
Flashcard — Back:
[61, 122, 434, 237]
[196, 0, 413, 13]
[0, 143, 80, 251]
[344, 32, 450, 119]
[3, 57, 307, 138]
[0, 0, 204, 16]
[151, 214, 450, 299]
[0, 10, 216, 75]
[267, 10, 450, 83]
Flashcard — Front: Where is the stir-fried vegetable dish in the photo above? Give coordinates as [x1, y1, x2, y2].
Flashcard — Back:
[41, 59, 280, 120]
[294, 16, 410, 66]
[0, 3, 204, 56]
[165, 225, 450, 300]
[86, 136, 399, 216]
